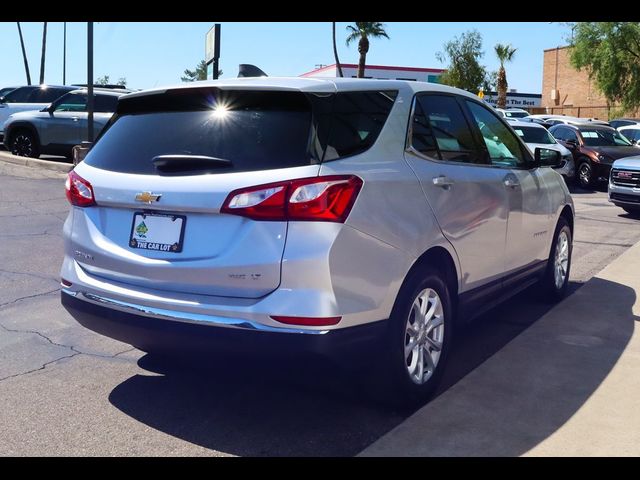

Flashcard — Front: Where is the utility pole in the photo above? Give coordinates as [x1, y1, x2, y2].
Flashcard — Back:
[63, 22, 67, 85]
[39, 22, 47, 85]
[87, 22, 94, 142]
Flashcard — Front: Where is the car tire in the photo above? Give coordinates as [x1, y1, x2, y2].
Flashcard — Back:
[577, 159, 594, 190]
[375, 266, 454, 408]
[10, 129, 40, 159]
[540, 217, 572, 303]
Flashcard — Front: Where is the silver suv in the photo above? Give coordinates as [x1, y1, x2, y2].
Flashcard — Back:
[60, 78, 574, 405]
[4, 89, 128, 159]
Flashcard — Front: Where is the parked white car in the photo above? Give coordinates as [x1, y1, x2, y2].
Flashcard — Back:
[495, 107, 530, 119]
[544, 115, 609, 127]
[0, 85, 77, 141]
[510, 120, 575, 180]
[618, 124, 640, 146]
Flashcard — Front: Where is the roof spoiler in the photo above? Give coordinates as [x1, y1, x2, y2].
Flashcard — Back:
[237, 64, 268, 78]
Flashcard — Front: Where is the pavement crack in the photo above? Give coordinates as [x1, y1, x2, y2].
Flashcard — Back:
[0, 288, 61, 309]
[0, 269, 59, 282]
[0, 352, 81, 383]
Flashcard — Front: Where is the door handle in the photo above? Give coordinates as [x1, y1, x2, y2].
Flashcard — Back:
[432, 176, 454, 189]
[504, 178, 520, 188]
[71, 117, 79, 122]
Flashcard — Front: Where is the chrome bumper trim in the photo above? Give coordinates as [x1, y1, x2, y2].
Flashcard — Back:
[62, 288, 330, 335]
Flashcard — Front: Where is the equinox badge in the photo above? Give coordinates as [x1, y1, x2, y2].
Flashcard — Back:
[135, 192, 162, 204]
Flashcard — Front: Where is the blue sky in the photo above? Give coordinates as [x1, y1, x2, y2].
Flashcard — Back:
[0, 22, 571, 93]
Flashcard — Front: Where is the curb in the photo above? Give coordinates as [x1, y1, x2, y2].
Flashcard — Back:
[0, 151, 72, 173]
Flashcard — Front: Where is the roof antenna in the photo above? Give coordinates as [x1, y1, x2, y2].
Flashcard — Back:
[238, 64, 268, 78]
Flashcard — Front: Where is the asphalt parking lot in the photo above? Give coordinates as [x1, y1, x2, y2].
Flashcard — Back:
[1, 160, 639, 456]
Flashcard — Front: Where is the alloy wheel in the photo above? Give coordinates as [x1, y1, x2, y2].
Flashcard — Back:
[11, 134, 33, 157]
[404, 288, 444, 385]
[578, 163, 591, 187]
[554, 231, 570, 289]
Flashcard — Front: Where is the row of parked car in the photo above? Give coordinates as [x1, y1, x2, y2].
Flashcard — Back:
[495, 108, 640, 216]
[0, 84, 130, 160]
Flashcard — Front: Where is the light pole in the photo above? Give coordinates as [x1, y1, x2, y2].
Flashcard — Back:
[87, 22, 94, 143]
[63, 22, 66, 85]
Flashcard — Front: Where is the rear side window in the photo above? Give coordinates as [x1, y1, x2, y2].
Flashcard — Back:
[415, 94, 481, 163]
[2, 87, 34, 103]
[94, 95, 119, 113]
[319, 91, 397, 161]
[551, 127, 566, 141]
[85, 90, 314, 175]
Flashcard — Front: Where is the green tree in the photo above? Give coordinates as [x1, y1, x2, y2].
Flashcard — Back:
[570, 22, 640, 117]
[345, 22, 390, 78]
[436, 30, 488, 94]
[181, 60, 222, 82]
[494, 43, 517, 109]
[95, 75, 126, 87]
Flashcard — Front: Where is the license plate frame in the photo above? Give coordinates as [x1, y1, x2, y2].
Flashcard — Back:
[129, 211, 186, 253]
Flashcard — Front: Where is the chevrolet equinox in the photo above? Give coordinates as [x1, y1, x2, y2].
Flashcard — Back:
[61, 78, 574, 405]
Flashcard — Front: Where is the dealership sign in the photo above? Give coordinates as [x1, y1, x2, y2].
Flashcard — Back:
[484, 92, 542, 108]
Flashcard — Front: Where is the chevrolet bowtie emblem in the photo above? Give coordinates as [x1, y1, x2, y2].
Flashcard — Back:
[135, 192, 162, 204]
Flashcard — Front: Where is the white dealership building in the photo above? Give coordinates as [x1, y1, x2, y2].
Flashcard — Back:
[301, 63, 542, 110]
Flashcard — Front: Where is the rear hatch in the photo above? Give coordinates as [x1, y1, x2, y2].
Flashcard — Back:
[72, 88, 321, 298]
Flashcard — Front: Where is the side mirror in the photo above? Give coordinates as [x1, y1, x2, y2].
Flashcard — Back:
[534, 147, 562, 168]
[565, 139, 577, 149]
[72, 141, 93, 166]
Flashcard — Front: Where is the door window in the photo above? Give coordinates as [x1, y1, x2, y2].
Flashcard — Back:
[53, 93, 87, 112]
[414, 95, 481, 163]
[465, 100, 527, 168]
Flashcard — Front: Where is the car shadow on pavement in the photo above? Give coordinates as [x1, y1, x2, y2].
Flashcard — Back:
[108, 279, 635, 457]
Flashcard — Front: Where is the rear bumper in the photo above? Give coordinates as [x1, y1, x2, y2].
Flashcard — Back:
[61, 289, 388, 360]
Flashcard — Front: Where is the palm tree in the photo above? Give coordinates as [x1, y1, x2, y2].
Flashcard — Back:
[39, 22, 48, 85]
[494, 43, 517, 109]
[16, 22, 31, 85]
[332, 22, 343, 77]
[345, 22, 389, 78]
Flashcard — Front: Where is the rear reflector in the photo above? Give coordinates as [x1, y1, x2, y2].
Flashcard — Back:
[221, 175, 363, 222]
[65, 171, 96, 207]
[60, 278, 73, 287]
[271, 316, 341, 327]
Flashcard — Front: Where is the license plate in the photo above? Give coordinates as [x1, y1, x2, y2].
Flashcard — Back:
[129, 212, 186, 253]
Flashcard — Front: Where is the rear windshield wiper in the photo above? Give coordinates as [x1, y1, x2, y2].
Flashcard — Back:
[152, 154, 233, 173]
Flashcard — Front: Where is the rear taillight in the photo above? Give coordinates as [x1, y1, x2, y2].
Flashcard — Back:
[65, 171, 96, 207]
[221, 175, 363, 222]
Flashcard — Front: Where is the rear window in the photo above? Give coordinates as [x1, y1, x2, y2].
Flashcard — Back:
[504, 110, 529, 118]
[85, 88, 397, 175]
[513, 126, 556, 144]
